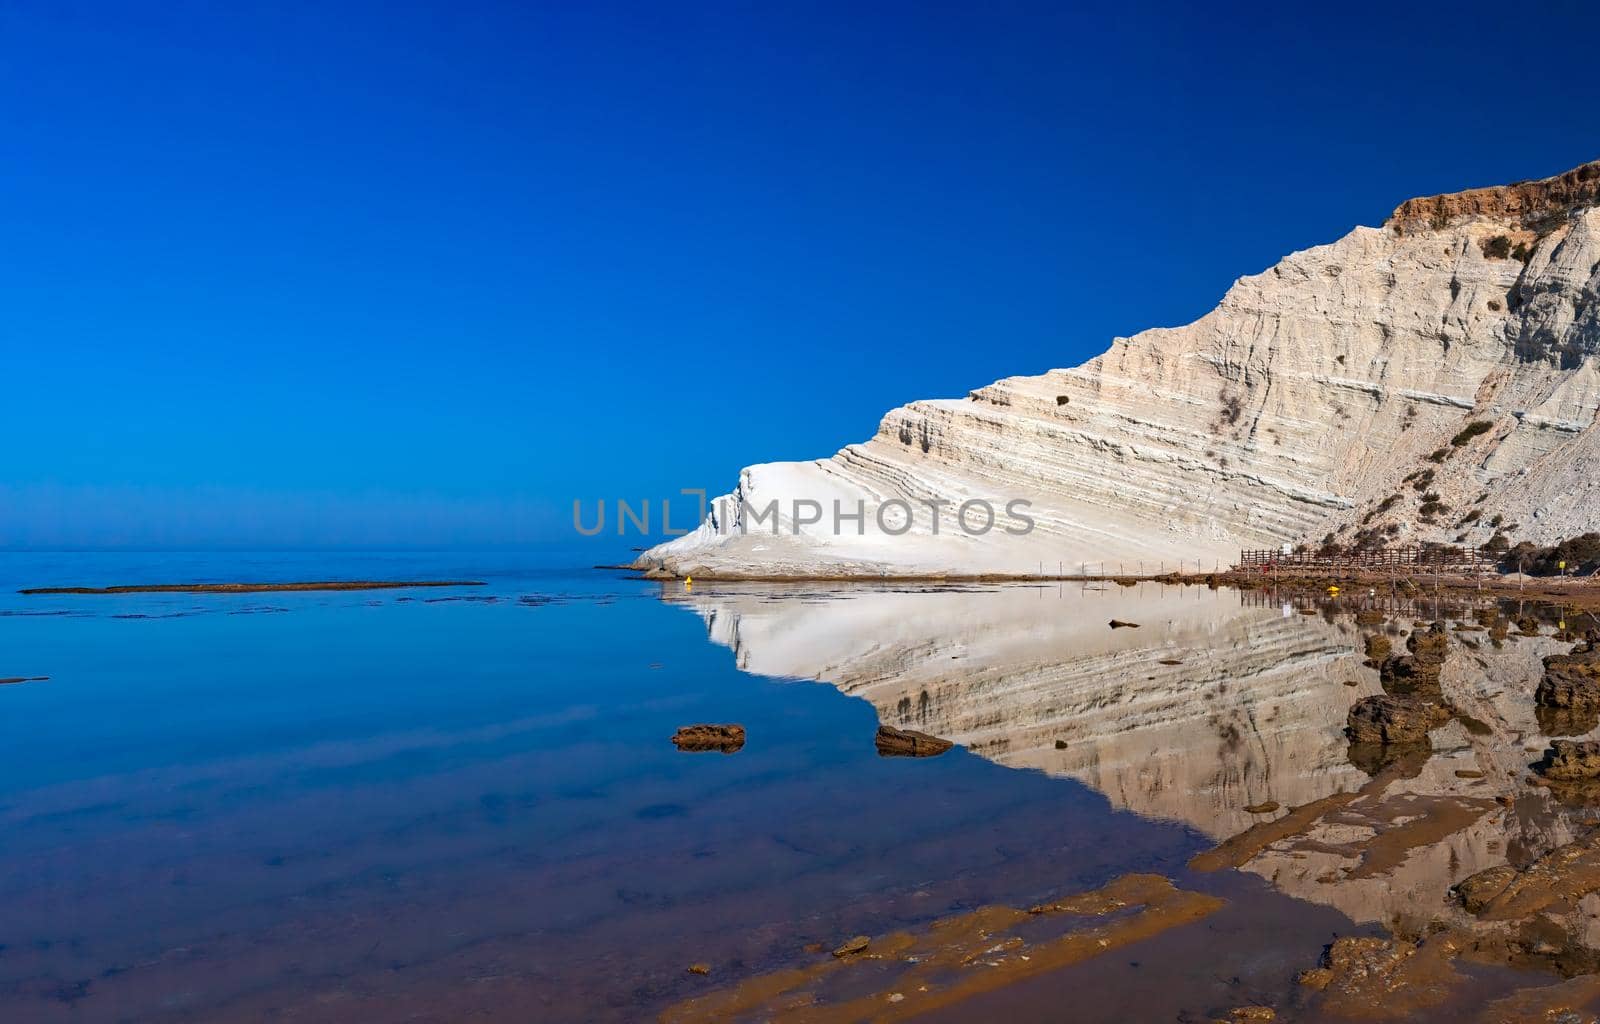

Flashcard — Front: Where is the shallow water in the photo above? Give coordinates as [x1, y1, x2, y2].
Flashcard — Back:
[2, 553, 1598, 1021]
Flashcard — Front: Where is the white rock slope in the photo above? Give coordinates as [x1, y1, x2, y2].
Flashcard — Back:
[639, 159, 1600, 578]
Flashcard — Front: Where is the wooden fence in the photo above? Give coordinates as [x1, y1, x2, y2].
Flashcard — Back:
[1235, 545, 1497, 576]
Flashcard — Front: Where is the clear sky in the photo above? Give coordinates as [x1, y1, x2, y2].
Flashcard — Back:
[6, 0, 1599, 551]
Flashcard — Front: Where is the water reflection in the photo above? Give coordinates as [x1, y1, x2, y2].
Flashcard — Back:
[667, 581, 1600, 1011]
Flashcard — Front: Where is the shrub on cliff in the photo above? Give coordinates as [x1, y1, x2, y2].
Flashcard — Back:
[1499, 533, 1600, 576]
[1451, 420, 1494, 447]
[1480, 235, 1513, 260]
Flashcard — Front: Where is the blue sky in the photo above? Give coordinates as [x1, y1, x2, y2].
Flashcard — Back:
[5, 0, 1599, 551]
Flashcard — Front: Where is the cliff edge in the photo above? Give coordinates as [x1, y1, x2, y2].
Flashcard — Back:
[638, 158, 1600, 578]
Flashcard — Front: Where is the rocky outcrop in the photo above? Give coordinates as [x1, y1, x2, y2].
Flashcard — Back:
[1297, 934, 1463, 1019]
[639, 158, 1600, 578]
[1534, 740, 1600, 782]
[1454, 831, 1600, 921]
[1346, 694, 1451, 745]
[1537, 641, 1600, 711]
[1388, 160, 1600, 235]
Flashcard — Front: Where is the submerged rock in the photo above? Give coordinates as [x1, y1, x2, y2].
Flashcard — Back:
[1534, 740, 1600, 782]
[671, 724, 746, 753]
[1454, 832, 1600, 922]
[1454, 864, 1519, 914]
[1346, 694, 1450, 745]
[1302, 934, 1463, 1018]
[875, 725, 954, 758]
[832, 935, 870, 958]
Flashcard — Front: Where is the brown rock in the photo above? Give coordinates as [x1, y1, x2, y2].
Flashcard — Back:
[832, 935, 870, 958]
[1455, 864, 1518, 914]
[1054, 739, 1069, 749]
[686, 963, 711, 976]
[671, 724, 746, 753]
[1109, 619, 1141, 629]
[1457, 832, 1600, 922]
[1244, 801, 1280, 814]
[1297, 967, 1334, 990]
[1308, 935, 1463, 1018]
[1534, 740, 1600, 782]
[1388, 159, 1600, 234]
[1346, 694, 1450, 745]
[875, 725, 954, 758]
[1537, 643, 1600, 710]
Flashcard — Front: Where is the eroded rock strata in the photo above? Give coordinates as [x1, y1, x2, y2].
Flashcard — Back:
[640, 158, 1600, 578]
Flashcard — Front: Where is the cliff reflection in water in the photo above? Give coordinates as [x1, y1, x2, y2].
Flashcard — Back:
[664, 581, 1597, 949]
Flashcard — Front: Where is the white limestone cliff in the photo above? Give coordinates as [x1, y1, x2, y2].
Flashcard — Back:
[638, 159, 1600, 578]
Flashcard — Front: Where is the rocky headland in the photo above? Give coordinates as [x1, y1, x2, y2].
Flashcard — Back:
[639, 159, 1600, 579]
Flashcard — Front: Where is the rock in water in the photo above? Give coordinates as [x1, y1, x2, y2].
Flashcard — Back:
[671, 724, 746, 753]
[832, 935, 870, 958]
[1535, 740, 1600, 782]
[1346, 695, 1450, 745]
[635, 159, 1600, 578]
[1537, 642, 1600, 710]
[874, 725, 954, 758]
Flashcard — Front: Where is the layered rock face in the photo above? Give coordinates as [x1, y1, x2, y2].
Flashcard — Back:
[639, 159, 1600, 578]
